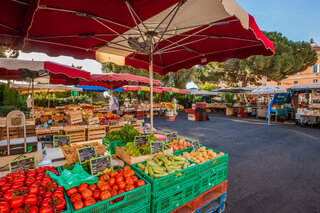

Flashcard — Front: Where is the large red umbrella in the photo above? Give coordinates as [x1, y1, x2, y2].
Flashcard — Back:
[0, 0, 274, 130]
[155, 87, 189, 94]
[123, 85, 162, 93]
[78, 73, 160, 90]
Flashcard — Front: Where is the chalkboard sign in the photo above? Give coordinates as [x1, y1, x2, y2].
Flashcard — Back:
[166, 132, 178, 143]
[77, 146, 96, 164]
[192, 140, 200, 152]
[90, 156, 112, 176]
[135, 135, 149, 146]
[150, 141, 163, 154]
[9, 156, 36, 173]
[53, 135, 71, 148]
[130, 120, 137, 125]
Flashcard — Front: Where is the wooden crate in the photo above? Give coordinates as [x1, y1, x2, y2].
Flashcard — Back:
[0, 126, 36, 140]
[115, 146, 173, 165]
[108, 124, 123, 133]
[64, 128, 86, 143]
[84, 116, 99, 125]
[65, 105, 81, 111]
[67, 113, 83, 124]
[86, 126, 106, 141]
[0, 117, 6, 127]
[226, 107, 234, 116]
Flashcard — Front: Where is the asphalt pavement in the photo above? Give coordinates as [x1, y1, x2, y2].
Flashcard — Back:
[150, 113, 320, 213]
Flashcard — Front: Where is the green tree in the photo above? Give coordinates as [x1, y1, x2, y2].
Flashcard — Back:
[0, 46, 19, 58]
[3, 82, 19, 106]
[201, 32, 318, 87]
[198, 82, 219, 91]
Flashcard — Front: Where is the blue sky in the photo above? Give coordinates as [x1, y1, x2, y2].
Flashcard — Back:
[237, 0, 320, 44]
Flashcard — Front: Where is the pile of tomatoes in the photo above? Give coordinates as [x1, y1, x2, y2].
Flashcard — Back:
[67, 166, 145, 211]
[0, 166, 67, 213]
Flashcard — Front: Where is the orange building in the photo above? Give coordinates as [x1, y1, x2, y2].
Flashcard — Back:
[259, 40, 320, 88]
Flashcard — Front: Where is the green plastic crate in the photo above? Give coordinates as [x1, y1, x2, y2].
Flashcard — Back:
[103, 139, 127, 154]
[67, 172, 151, 213]
[172, 140, 197, 156]
[55, 167, 74, 213]
[135, 205, 151, 213]
[132, 159, 199, 200]
[151, 183, 199, 213]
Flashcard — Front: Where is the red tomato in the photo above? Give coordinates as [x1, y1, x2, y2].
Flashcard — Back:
[3, 190, 14, 202]
[52, 191, 64, 199]
[124, 166, 131, 171]
[26, 170, 36, 178]
[38, 188, 45, 196]
[84, 197, 96, 207]
[102, 174, 110, 181]
[112, 185, 119, 191]
[36, 168, 45, 174]
[96, 180, 105, 189]
[81, 189, 93, 200]
[108, 178, 115, 186]
[100, 191, 111, 200]
[92, 190, 101, 200]
[132, 176, 138, 183]
[118, 189, 125, 194]
[12, 176, 25, 185]
[73, 200, 84, 210]
[13, 171, 24, 178]
[27, 206, 39, 213]
[123, 172, 130, 179]
[99, 182, 110, 191]
[10, 207, 23, 213]
[70, 193, 82, 203]
[110, 190, 118, 197]
[0, 178, 7, 187]
[56, 186, 64, 192]
[40, 179, 52, 188]
[10, 196, 24, 208]
[118, 182, 126, 190]
[125, 177, 134, 186]
[5, 174, 13, 181]
[136, 180, 146, 187]
[24, 195, 38, 206]
[0, 201, 10, 213]
[109, 171, 118, 178]
[39, 205, 53, 213]
[0, 192, 3, 198]
[43, 192, 52, 198]
[48, 182, 58, 191]
[54, 198, 66, 210]
[35, 174, 44, 181]
[125, 184, 135, 192]
[88, 184, 97, 192]
[117, 169, 124, 174]
[44, 166, 50, 171]
[78, 183, 88, 193]
[25, 177, 36, 186]
[40, 198, 52, 208]
[28, 185, 39, 195]
[12, 182, 24, 190]
[34, 180, 41, 186]
[115, 176, 124, 184]
[66, 187, 78, 197]
[1, 184, 12, 193]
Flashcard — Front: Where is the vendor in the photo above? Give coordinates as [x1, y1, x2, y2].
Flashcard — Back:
[291, 91, 299, 119]
[110, 93, 119, 114]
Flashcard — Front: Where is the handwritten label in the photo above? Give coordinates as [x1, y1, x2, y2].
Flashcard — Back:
[192, 140, 200, 152]
[134, 135, 149, 146]
[150, 141, 163, 154]
[77, 146, 96, 164]
[53, 135, 71, 148]
[9, 157, 36, 173]
[166, 132, 178, 143]
[90, 156, 112, 176]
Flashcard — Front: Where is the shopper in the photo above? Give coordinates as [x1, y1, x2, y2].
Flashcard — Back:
[291, 91, 299, 119]
[110, 93, 119, 114]
[172, 96, 177, 116]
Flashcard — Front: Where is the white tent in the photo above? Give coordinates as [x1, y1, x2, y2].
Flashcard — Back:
[252, 86, 286, 95]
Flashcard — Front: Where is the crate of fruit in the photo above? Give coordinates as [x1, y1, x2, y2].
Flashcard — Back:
[64, 166, 151, 213]
[170, 138, 193, 155]
[180, 146, 228, 194]
[132, 154, 199, 200]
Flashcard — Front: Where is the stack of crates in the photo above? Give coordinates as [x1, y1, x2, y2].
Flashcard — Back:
[195, 103, 207, 121]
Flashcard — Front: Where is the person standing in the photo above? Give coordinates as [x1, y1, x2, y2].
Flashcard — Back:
[172, 96, 177, 116]
[110, 93, 119, 114]
[291, 91, 299, 120]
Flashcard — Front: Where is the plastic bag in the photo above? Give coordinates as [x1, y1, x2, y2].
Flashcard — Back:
[47, 163, 98, 190]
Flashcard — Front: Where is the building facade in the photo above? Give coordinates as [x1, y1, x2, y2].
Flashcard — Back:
[258, 41, 320, 88]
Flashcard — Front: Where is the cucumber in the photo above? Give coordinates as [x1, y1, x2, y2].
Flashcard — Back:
[137, 163, 146, 170]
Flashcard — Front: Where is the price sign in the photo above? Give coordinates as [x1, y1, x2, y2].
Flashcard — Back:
[53, 135, 71, 148]
[130, 120, 137, 125]
[90, 156, 112, 176]
[166, 132, 178, 143]
[134, 135, 149, 146]
[150, 141, 163, 154]
[9, 156, 36, 173]
[192, 140, 200, 152]
[77, 146, 96, 164]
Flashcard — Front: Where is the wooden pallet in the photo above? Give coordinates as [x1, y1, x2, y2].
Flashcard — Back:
[86, 126, 106, 141]
[84, 116, 99, 125]
[64, 129, 86, 143]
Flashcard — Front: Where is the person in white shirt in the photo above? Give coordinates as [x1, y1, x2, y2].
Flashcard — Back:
[110, 94, 119, 114]
[172, 97, 177, 116]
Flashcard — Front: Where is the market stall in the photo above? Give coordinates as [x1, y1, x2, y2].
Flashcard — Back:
[287, 84, 320, 125]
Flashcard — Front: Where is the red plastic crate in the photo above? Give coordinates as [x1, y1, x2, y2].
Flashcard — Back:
[188, 109, 195, 114]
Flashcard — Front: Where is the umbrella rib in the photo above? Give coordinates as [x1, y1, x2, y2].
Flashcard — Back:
[124, 1, 149, 32]
[124, 1, 147, 45]
[0, 23, 21, 32]
[0, 34, 21, 38]
[27, 38, 93, 51]
[153, 2, 180, 33]
[29, 33, 120, 40]
[38, 5, 137, 32]
[12, 0, 28, 5]
[175, 34, 261, 43]
[92, 36, 137, 52]
[153, 1, 183, 52]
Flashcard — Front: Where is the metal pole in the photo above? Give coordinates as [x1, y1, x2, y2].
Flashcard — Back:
[267, 94, 271, 125]
[32, 79, 35, 118]
[149, 52, 154, 133]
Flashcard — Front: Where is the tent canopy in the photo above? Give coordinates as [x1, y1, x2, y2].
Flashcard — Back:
[0, 0, 274, 75]
[10, 83, 82, 94]
[287, 84, 320, 93]
[212, 87, 254, 93]
[0, 58, 90, 85]
[155, 87, 189, 94]
[252, 86, 286, 95]
[188, 89, 218, 96]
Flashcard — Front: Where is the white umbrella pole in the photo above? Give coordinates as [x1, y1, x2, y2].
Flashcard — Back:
[149, 52, 154, 134]
[32, 79, 35, 119]
[267, 94, 271, 125]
